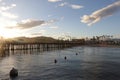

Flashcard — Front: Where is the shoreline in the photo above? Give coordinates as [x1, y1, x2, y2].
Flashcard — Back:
[84, 44, 120, 48]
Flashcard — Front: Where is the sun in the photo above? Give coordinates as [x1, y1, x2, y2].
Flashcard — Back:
[0, 18, 32, 38]
[0, 27, 13, 39]
[0, 24, 20, 38]
[0, 18, 20, 38]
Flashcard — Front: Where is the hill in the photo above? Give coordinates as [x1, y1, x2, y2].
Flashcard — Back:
[5, 36, 57, 43]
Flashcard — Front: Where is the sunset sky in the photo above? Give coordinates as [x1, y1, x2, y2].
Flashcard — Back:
[0, 0, 120, 38]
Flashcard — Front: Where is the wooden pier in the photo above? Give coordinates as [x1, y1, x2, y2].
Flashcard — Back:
[0, 41, 84, 57]
[2, 41, 84, 51]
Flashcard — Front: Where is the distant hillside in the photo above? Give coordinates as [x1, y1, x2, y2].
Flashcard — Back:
[5, 36, 58, 43]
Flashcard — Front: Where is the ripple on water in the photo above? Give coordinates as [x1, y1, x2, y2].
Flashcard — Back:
[0, 47, 120, 80]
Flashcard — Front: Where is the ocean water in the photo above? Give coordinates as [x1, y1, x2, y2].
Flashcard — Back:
[0, 46, 120, 80]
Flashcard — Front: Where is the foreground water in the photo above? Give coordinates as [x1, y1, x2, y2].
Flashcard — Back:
[0, 46, 120, 80]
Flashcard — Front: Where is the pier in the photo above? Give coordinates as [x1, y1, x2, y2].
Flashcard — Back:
[0, 41, 84, 53]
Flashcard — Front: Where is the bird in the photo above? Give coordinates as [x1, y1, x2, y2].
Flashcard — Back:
[9, 67, 18, 78]
[54, 59, 57, 63]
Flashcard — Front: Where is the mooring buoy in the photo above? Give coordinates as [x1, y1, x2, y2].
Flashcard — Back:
[64, 56, 67, 60]
[9, 67, 18, 78]
[54, 59, 57, 63]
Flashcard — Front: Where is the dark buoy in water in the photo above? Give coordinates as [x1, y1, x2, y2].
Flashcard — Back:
[54, 59, 57, 63]
[64, 56, 67, 60]
[9, 67, 18, 78]
[76, 53, 78, 55]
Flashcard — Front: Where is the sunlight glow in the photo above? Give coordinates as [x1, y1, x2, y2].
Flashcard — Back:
[0, 27, 19, 38]
[0, 18, 20, 38]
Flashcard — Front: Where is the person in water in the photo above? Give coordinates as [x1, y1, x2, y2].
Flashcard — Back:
[9, 67, 18, 78]
[76, 53, 78, 55]
[64, 56, 67, 60]
[54, 59, 57, 63]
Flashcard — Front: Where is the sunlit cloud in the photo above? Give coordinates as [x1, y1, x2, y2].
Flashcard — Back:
[58, 2, 68, 7]
[0, 2, 19, 38]
[0, 17, 16, 27]
[48, 0, 62, 2]
[0, 0, 4, 2]
[81, 1, 120, 26]
[0, 4, 16, 11]
[70, 4, 83, 9]
[6, 19, 45, 29]
[0, 18, 22, 38]
[6, 19, 58, 29]
[0, 1, 18, 19]
[58, 2, 83, 9]
[47, 19, 58, 23]
[1, 12, 18, 19]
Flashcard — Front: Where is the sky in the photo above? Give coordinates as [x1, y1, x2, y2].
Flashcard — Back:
[0, 0, 120, 39]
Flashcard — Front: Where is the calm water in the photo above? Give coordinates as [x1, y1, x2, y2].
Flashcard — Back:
[0, 46, 120, 80]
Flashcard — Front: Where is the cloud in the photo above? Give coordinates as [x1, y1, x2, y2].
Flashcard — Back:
[48, 0, 62, 2]
[6, 19, 58, 29]
[0, 0, 4, 2]
[6, 19, 45, 29]
[70, 4, 83, 9]
[1, 12, 18, 19]
[49, 26, 58, 29]
[0, 2, 18, 19]
[58, 2, 68, 7]
[0, 4, 16, 11]
[81, 1, 120, 26]
[58, 2, 83, 9]
[47, 19, 58, 23]
[0, 17, 17, 27]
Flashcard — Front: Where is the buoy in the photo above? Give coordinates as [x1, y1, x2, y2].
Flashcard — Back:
[64, 56, 67, 60]
[54, 59, 57, 63]
[76, 53, 78, 55]
[9, 67, 18, 78]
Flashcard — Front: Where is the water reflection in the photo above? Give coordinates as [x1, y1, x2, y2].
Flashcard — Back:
[0, 47, 120, 80]
[0, 46, 62, 58]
